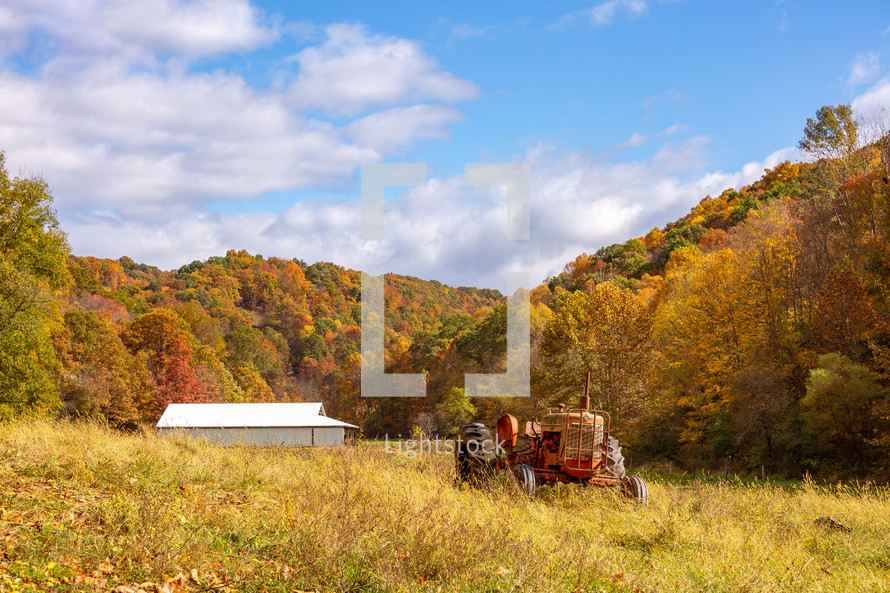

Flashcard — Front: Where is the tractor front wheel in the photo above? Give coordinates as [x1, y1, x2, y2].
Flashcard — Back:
[622, 475, 648, 505]
[513, 463, 536, 497]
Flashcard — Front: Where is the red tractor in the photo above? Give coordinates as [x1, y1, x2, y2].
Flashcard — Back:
[455, 386, 648, 503]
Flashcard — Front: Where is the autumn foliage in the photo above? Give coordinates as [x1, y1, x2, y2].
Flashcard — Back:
[3, 105, 890, 478]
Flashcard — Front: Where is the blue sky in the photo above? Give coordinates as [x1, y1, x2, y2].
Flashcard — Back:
[1, 0, 889, 290]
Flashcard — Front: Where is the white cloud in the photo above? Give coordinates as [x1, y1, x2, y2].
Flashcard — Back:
[0, 5, 26, 55]
[604, 124, 691, 156]
[0, 64, 378, 209]
[104, 0, 277, 57]
[852, 77, 890, 116]
[0, 11, 477, 213]
[642, 89, 685, 111]
[659, 124, 690, 137]
[847, 51, 881, 87]
[590, 0, 648, 26]
[851, 77, 890, 144]
[617, 132, 648, 149]
[346, 105, 465, 153]
[0, 0, 277, 63]
[62, 139, 795, 291]
[287, 23, 480, 117]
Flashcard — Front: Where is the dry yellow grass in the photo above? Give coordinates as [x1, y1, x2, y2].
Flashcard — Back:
[0, 420, 888, 592]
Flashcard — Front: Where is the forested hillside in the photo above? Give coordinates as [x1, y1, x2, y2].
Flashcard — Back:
[535, 105, 890, 478]
[2, 105, 889, 478]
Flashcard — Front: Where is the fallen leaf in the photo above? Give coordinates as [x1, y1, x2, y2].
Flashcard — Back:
[94, 557, 114, 577]
[158, 572, 190, 593]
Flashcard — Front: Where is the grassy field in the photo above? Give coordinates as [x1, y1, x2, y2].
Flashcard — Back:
[0, 421, 888, 592]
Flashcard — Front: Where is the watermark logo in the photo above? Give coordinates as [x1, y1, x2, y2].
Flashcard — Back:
[360, 163, 531, 399]
[383, 434, 504, 458]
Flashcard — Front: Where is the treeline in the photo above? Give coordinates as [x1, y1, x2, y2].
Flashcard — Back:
[3, 104, 890, 479]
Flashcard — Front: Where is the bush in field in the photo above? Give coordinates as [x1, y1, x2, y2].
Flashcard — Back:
[802, 353, 888, 474]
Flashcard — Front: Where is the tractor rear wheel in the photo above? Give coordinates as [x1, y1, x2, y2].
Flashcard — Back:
[456, 422, 496, 484]
[605, 435, 626, 478]
[513, 463, 536, 497]
[623, 475, 648, 505]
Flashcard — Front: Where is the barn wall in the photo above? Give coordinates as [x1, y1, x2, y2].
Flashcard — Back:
[312, 427, 345, 446]
[158, 427, 345, 447]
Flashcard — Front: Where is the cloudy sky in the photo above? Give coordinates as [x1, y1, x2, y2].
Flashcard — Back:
[1, 0, 889, 291]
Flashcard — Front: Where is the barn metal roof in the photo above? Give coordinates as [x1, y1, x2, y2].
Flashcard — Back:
[156, 403, 358, 429]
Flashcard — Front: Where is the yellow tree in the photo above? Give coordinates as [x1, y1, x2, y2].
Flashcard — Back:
[540, 282, 652, 426]
[731, 204, 803, 357]
[652, 206, 811, 465]
[653, 248, 757, 458]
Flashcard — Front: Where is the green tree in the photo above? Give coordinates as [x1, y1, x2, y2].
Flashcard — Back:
[455, 305, 507, 373]
[0, 159, 70, 286]
[0, 153, 71, 418]
[434, 387, 476, 436]
[802, 353, 887, 474]
[798, 105, 859, 161]
[225, 326, 288, 388]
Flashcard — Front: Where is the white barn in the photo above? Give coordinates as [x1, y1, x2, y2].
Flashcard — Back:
[156, 402, 358, 447]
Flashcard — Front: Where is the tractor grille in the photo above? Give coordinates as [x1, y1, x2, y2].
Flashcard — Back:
[565, 423, 604, 461]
